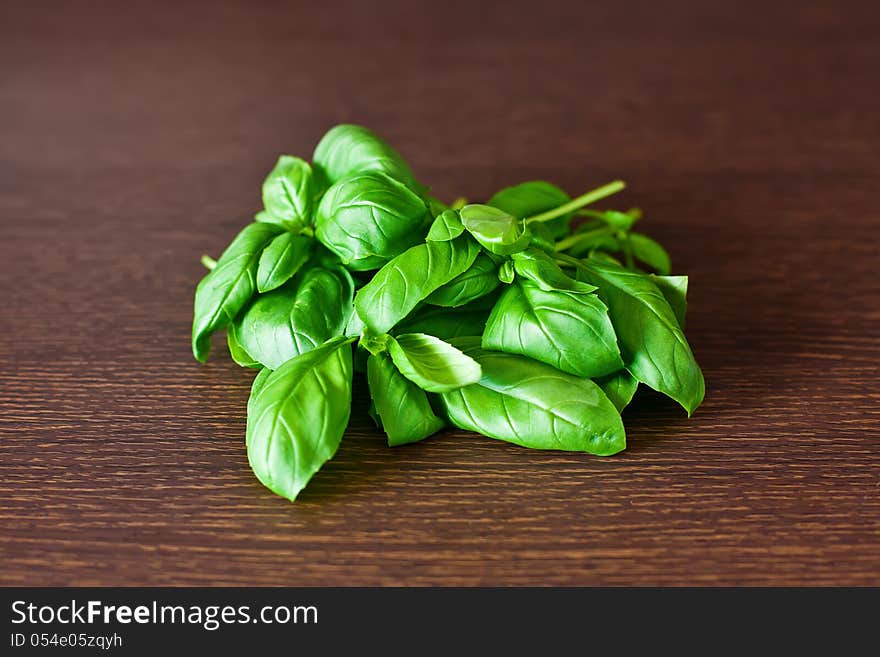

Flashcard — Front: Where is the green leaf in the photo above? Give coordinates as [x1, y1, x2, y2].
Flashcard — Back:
[387, 333, 482, 393]
[596, 370, 639, 412]
[256, 232, 313, 293]
[246, 337, 354, 501]
[344, 307, 365, 337]
[227, 328, 260, 368]
[425, 253, 499, 307]
[601, 210, 637, 231]
[259, 156, 313, 230]
[459, 204, 531, 255]
[395, 297, 494, 340]
[488, 181, 572, 239]
[651, 274, 688, 328]
[483, 279, 623, 378]
[367, 352, 445, 446]
[427, 209, 464, 241]
[439, 338, 625, 456]
[312, 124, 420, 193]
[354, 237, 480, 334]
[249, 367, 273, 401]
[511, 248, 596, 294]
[315, 172, 428, 271]
[498, 261, 515, 284]
[589, 251, 623, 266]
[577, 258, 704, 415]
[629, 232, 671, 274]
[192, 222, 283, 362]
[231, 266, 355, 369]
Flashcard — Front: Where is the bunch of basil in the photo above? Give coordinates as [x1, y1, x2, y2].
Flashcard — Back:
[192, 125, 705, 501]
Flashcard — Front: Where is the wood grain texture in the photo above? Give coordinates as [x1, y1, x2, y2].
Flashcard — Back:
[1, 0, 878, 586]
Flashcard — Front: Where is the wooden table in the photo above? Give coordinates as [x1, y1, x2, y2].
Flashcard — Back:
[2, 0, 878, 586]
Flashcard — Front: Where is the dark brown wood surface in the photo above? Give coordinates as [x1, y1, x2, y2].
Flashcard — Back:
[1, 0, 878, 586]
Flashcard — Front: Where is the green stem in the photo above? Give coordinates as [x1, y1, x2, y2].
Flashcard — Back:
[554, 227, 614, 252]
[450, 197, 469, 210]
[525, 180, 625, 224]
[577, 207, 642, 225]
[200, 254, 218, 271]
[575, 209, 610, 221]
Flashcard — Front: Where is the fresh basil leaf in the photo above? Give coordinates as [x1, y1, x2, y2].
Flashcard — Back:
[192, 222, 283, 362]
[359, 331, 390, 356]
[498, 260, 515, 284]
[511, 248, 596, 294]
[630, 232, 671, 274]
[483, 279, 623, 378]
[602, 210, 637, 231]
[227, 328, 260, 368]
[487, 181, 571, 239]
[589, 251, 623, 266]
[260, 156, 313, 230]
[395, 297, 494, 340]
[249, 367, 273, 401]
[427, 209, 464, 241]
[256, 232, 312, 293]
[367, 352, 445, 446]
[315, 172, 428, 271]
[596, 370, 639, 412]
[246, 337, 354, 501]
[425, 253, 499, 307]
[459, 204, 531, 255]
[344, 306, 365, 337]
[651, 274, 688, 328]
[232, 266, 354, 369]
[387, 333, 482, 393]
[577, 258, 704, 415]
[312, 124, 420, 193]
[354, 237, 480, 334]
[439, 338, 625, 455]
